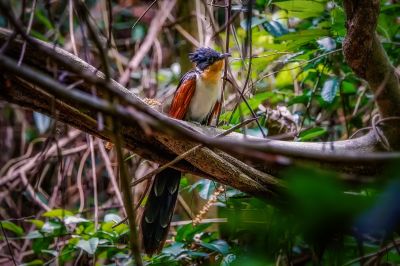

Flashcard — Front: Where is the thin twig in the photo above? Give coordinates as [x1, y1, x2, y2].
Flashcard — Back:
[98, 141, 126, 216]
[225, 76, 266, 136]
[89, 135, 99, 229]
[77, 148, 90, 213]
[74, 0, 111, 80]
[17, 0, 36, 66]
[114, 122, 143, 265]
[131, 0, 157, 32]
[0, 222, 17, 266]
[216, 0, 231, 125]
[68, 0, 78, 56]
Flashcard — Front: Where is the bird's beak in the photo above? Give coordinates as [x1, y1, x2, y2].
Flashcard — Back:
[220, 52, 231, 59]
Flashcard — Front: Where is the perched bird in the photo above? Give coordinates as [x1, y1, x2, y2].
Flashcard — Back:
[141, 47, 230, 255]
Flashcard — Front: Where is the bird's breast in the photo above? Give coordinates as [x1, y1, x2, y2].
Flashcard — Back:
[186, 74, 221, 123]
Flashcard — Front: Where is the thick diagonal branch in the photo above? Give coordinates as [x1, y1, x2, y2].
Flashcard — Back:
[0, 29, 399, 199]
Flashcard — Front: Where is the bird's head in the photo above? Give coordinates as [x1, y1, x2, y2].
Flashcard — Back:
[189, 47, 230, 71]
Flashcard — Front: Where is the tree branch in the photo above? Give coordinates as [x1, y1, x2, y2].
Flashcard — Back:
[0, 28, 399, 200]
[343, 0, 400, 149]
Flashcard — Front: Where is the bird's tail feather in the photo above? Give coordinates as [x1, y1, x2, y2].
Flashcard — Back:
[141, 168, 181, 255]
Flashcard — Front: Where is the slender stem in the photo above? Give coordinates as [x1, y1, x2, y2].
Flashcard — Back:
[216, 0, 231, 125]
[114, 123, 143, 265]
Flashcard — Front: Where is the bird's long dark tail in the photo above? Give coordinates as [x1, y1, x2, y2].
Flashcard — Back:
[141, 168, 181, 255]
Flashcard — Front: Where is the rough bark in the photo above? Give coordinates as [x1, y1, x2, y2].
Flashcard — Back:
[343, 0, 400, 149]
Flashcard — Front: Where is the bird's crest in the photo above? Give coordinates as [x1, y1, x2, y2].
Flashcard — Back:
[189, 47, 229, 70]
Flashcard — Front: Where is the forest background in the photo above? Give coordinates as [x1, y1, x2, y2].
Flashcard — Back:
[0, 0, 400, 265]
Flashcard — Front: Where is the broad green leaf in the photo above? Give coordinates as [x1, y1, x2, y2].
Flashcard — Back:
[321, 78, 339, 103]
[298, 127, 327, 141]
[64, 216, 88, 225]
[274, 1, 326, 18]
[286, 10, 324, 19]
[274, 0, 325, 12]
[199, 240, 230, 255]
[162, 242, 186, 256]
[41, 221, 62, 234]
[24, 230, 43, 239]
[43, 209, 73, 219]
[32, 236, 52, 253]
[27, 219, 44, 229]
[262, 20, 289, 37]
[34, 9, 54, 30]
[287, 94, 310, 106]
[276, 29, 330, 41]
[341, 81, 357, 94]
[101, 221, 115, 233]
[113, 223, 129, 235]
[76, 237, 99, 255]
[0, 221, 24, 236]
[184, 250, 209, 258]
[275, 62, 301, 88]
[175, 223, 211, 242]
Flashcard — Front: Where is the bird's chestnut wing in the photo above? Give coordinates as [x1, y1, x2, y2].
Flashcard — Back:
[207, 100, 221, 126]
[169, 71, 197, 120]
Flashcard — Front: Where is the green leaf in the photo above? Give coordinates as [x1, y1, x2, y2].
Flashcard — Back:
[298, 127, 327, 141]
[341, 81, 357, 94]
[34, 9, 54, 30]
[274, 1, 326, 18]
[274, 0, 325, 12]
[162, 242, 186, 256]
[76, 237, 99, 255]
[24, 230, 44, 239]
[32, 236, 52, 253]
[20, 259, 44, 266]
[104, 213, 122, 223]
[0, 221, 24, 236]
[221, 254, 237, 266]
[42, 249, 58, 257]
[288, 93, 310, 106]
[276, 29, 330, 41]
[175, 223, 211, 242]
[43, 209, 73, 219]
[223, 92, 271, 124]
[199, 240, 230, 255]
[184, 250, 209, 258]
[27, 219, 44, 229]
[64, 216, 88, 225]
[240, 17, 268, 29]
[262, 20, 289, 37]
[321, 78, 339, 103]
[41, 221, 62, 234]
